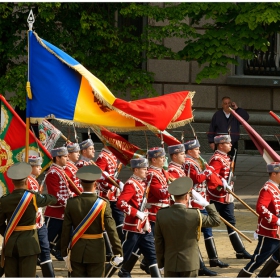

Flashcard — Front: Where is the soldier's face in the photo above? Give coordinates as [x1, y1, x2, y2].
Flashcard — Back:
[135, 167, 148, 179]
[188, 147, 200, 159]
[152, 156, 165, 168]
[32, 165, 42, 177]
[85, 146, 95, 159]
[173, 152, 186, 164]
[57, 155, 68, 167]
[219, 142, 232, 153]
[272, 172, 280, 184]
[68, 151, 80, 163]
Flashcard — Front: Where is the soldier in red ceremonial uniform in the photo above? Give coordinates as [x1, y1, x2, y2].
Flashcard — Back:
[139, 147, 170, 274]
[65, 143, 83, 195]
[28, 156, 55, 277]
[116, 157, 161, 278]
[184, 139, 228, 277]
[76, 139, 95, 169]
[147, 147, 170, 232]
[237, 162, 280, 277]
[167, 144, 186, 179]
[208, 135, 251, 259]
[95, 145, 124, 241]
[44, 147, 75, 261]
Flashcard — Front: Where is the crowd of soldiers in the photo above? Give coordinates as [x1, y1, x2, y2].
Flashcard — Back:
[1, 132, 280, 278]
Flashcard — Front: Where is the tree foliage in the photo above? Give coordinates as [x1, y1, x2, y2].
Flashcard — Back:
[1, 2, 280, 108]
[0, 2, 156, 109]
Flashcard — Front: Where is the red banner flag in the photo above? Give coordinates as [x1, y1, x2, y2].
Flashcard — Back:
[230, 108, 280, 163]
[0, 95, 52, 194]
[154, 130, 181, 146]
[91, 126, 146, 166]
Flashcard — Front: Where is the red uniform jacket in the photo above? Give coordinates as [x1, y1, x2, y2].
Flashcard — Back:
[147, 166, 170, 222]
[75, 156, 93, 169]
[256, 180, 280, 240]
[95, 149, 121, 202]
[184, 156, 211, 209]
[44, 164, 75, 220]
[207, 150, 230, 204]
[64, 161, 83, 195]
[116, 175, 151, 234]
[27, 175, 44, 228]
[168, 161, 185, 179]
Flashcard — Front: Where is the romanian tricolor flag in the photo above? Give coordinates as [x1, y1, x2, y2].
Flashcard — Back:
[0, 95, 52, 195]
[231, 108, 280, 163]
[26, 31, 194, 132]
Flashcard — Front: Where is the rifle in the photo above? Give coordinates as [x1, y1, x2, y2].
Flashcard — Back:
[136, 174, 153, 232]
[139, 174, 153, 212]
[227, 148, 237, 185]
[114, 163, 123, 179]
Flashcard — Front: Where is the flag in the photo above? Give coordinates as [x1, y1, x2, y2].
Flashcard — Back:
[154, 130, 181, 146]
[230, 108, 280, 163]
[26, 31, 194, 131]
[269, 111, 280, 124]
[91, 126, 146, 166]
[38, 119, 62, 152]
[0, 95, 52, 195]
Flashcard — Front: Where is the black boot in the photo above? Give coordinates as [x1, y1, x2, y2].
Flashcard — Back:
[50, 241, 63, 261]
[140, 258, 150, 275]
[237, 268, 253, 278]
[205, 237, 229, 268]
[149, 264, 161, 278]
[40, 261, 55, 277]
[257, 257, 280, 278]
[118, 250, 140, 278]
[229, 231, 252, 259]
[198, 248, 217, 276]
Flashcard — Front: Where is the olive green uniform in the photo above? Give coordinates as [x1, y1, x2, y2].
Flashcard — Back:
[0, 189, 57, 277]
[61, 193, 123, 277]
[155, 203, 221, 277]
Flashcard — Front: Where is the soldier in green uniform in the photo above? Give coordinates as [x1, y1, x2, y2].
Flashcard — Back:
[155, 177, 221, 278]
[61, 165, 123, 277]
[0, 162, 57, 277]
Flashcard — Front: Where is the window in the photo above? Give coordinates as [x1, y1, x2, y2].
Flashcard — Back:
[244, 33, 280, 76]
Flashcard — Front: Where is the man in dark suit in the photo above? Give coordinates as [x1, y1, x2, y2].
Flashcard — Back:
[0, 162, 57, 277]
[61, 165, 123, 277]
[155, 177, 221, 277]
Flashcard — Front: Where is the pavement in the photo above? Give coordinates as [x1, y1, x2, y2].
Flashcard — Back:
[6, 154, 275, 277]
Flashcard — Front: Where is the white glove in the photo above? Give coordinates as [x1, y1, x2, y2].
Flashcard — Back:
[277, 218, 280, 226]
[191, 189, 209, 207]
[222, 178, 230, 191]
[159, 267, 164, 274]
[118, 182, 124, 192]
[113, 255, 124, 266]
[136, 210, 148, 221]
[115, 188, 121, 198]
[63, 256, 72, 272]
[253, 232, 258, 240]
[100, 171, 110, 180]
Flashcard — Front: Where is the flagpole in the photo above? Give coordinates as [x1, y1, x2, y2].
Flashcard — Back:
[25, 10, 35, 162]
